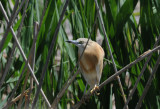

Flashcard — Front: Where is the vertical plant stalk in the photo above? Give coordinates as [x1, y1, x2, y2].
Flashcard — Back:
[94, 0, 128, 108]
[25, 22, 39, 109]
[123, 35, 160, 109]
[31, 0, 70, 108]
[17, 22, 38, 109]
[0, 2, 51, 108]
[17, 0, 30, 108]
[135, 55, 160, 109]
[0, 0, 19, 52]
[73, 45, 160, 108]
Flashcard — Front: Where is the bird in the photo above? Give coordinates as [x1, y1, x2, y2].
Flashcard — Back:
[66, 38, 104, 94]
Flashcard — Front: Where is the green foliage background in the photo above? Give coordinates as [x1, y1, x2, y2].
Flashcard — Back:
[0, 0, 160, 108]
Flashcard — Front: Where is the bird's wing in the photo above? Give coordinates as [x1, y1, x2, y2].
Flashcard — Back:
[96, 45, 104, 85]
[96, 61, 101, 84]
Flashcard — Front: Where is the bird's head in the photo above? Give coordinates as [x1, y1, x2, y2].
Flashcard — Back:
[66, 38, 91, 49]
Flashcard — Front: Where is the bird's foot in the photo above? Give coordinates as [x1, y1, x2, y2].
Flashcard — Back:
[90, 85, 100, 95]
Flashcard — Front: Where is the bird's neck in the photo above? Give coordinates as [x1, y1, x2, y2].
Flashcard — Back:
[78, 47, 86, 56]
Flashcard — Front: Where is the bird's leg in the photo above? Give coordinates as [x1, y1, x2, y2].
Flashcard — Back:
[86, 87, 92, 95]
[81, 84, 91, 104]
[90, 84, 100, 95]
[83, 83, 88, 95]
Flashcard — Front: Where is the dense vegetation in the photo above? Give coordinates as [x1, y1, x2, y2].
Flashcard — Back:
[0, 0, 160, 108]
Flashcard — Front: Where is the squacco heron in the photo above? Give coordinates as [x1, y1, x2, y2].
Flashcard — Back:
[66, 38, 104, 94]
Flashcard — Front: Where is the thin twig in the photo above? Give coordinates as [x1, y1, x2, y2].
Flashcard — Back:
[99, 46, 160, 89]
[123, 35, 160, 109]
[25, 22, 39, 109]
[73, 45, 160, 108]
[0, 0, 19, 52]
[135, 55, 160, 109]
[94, 0, 128, 108]
[17, 1, 32, 107]
[6, 88, 32, 108]
[0, 3, 51, 108]
[17, 23, 38, 109]
[32, 0, 70, 108]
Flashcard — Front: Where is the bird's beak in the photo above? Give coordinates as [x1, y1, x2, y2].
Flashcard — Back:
[66, 40, 79, 45]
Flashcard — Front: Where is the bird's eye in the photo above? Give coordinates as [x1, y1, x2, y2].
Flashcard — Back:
[79, 41, 84, 44]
